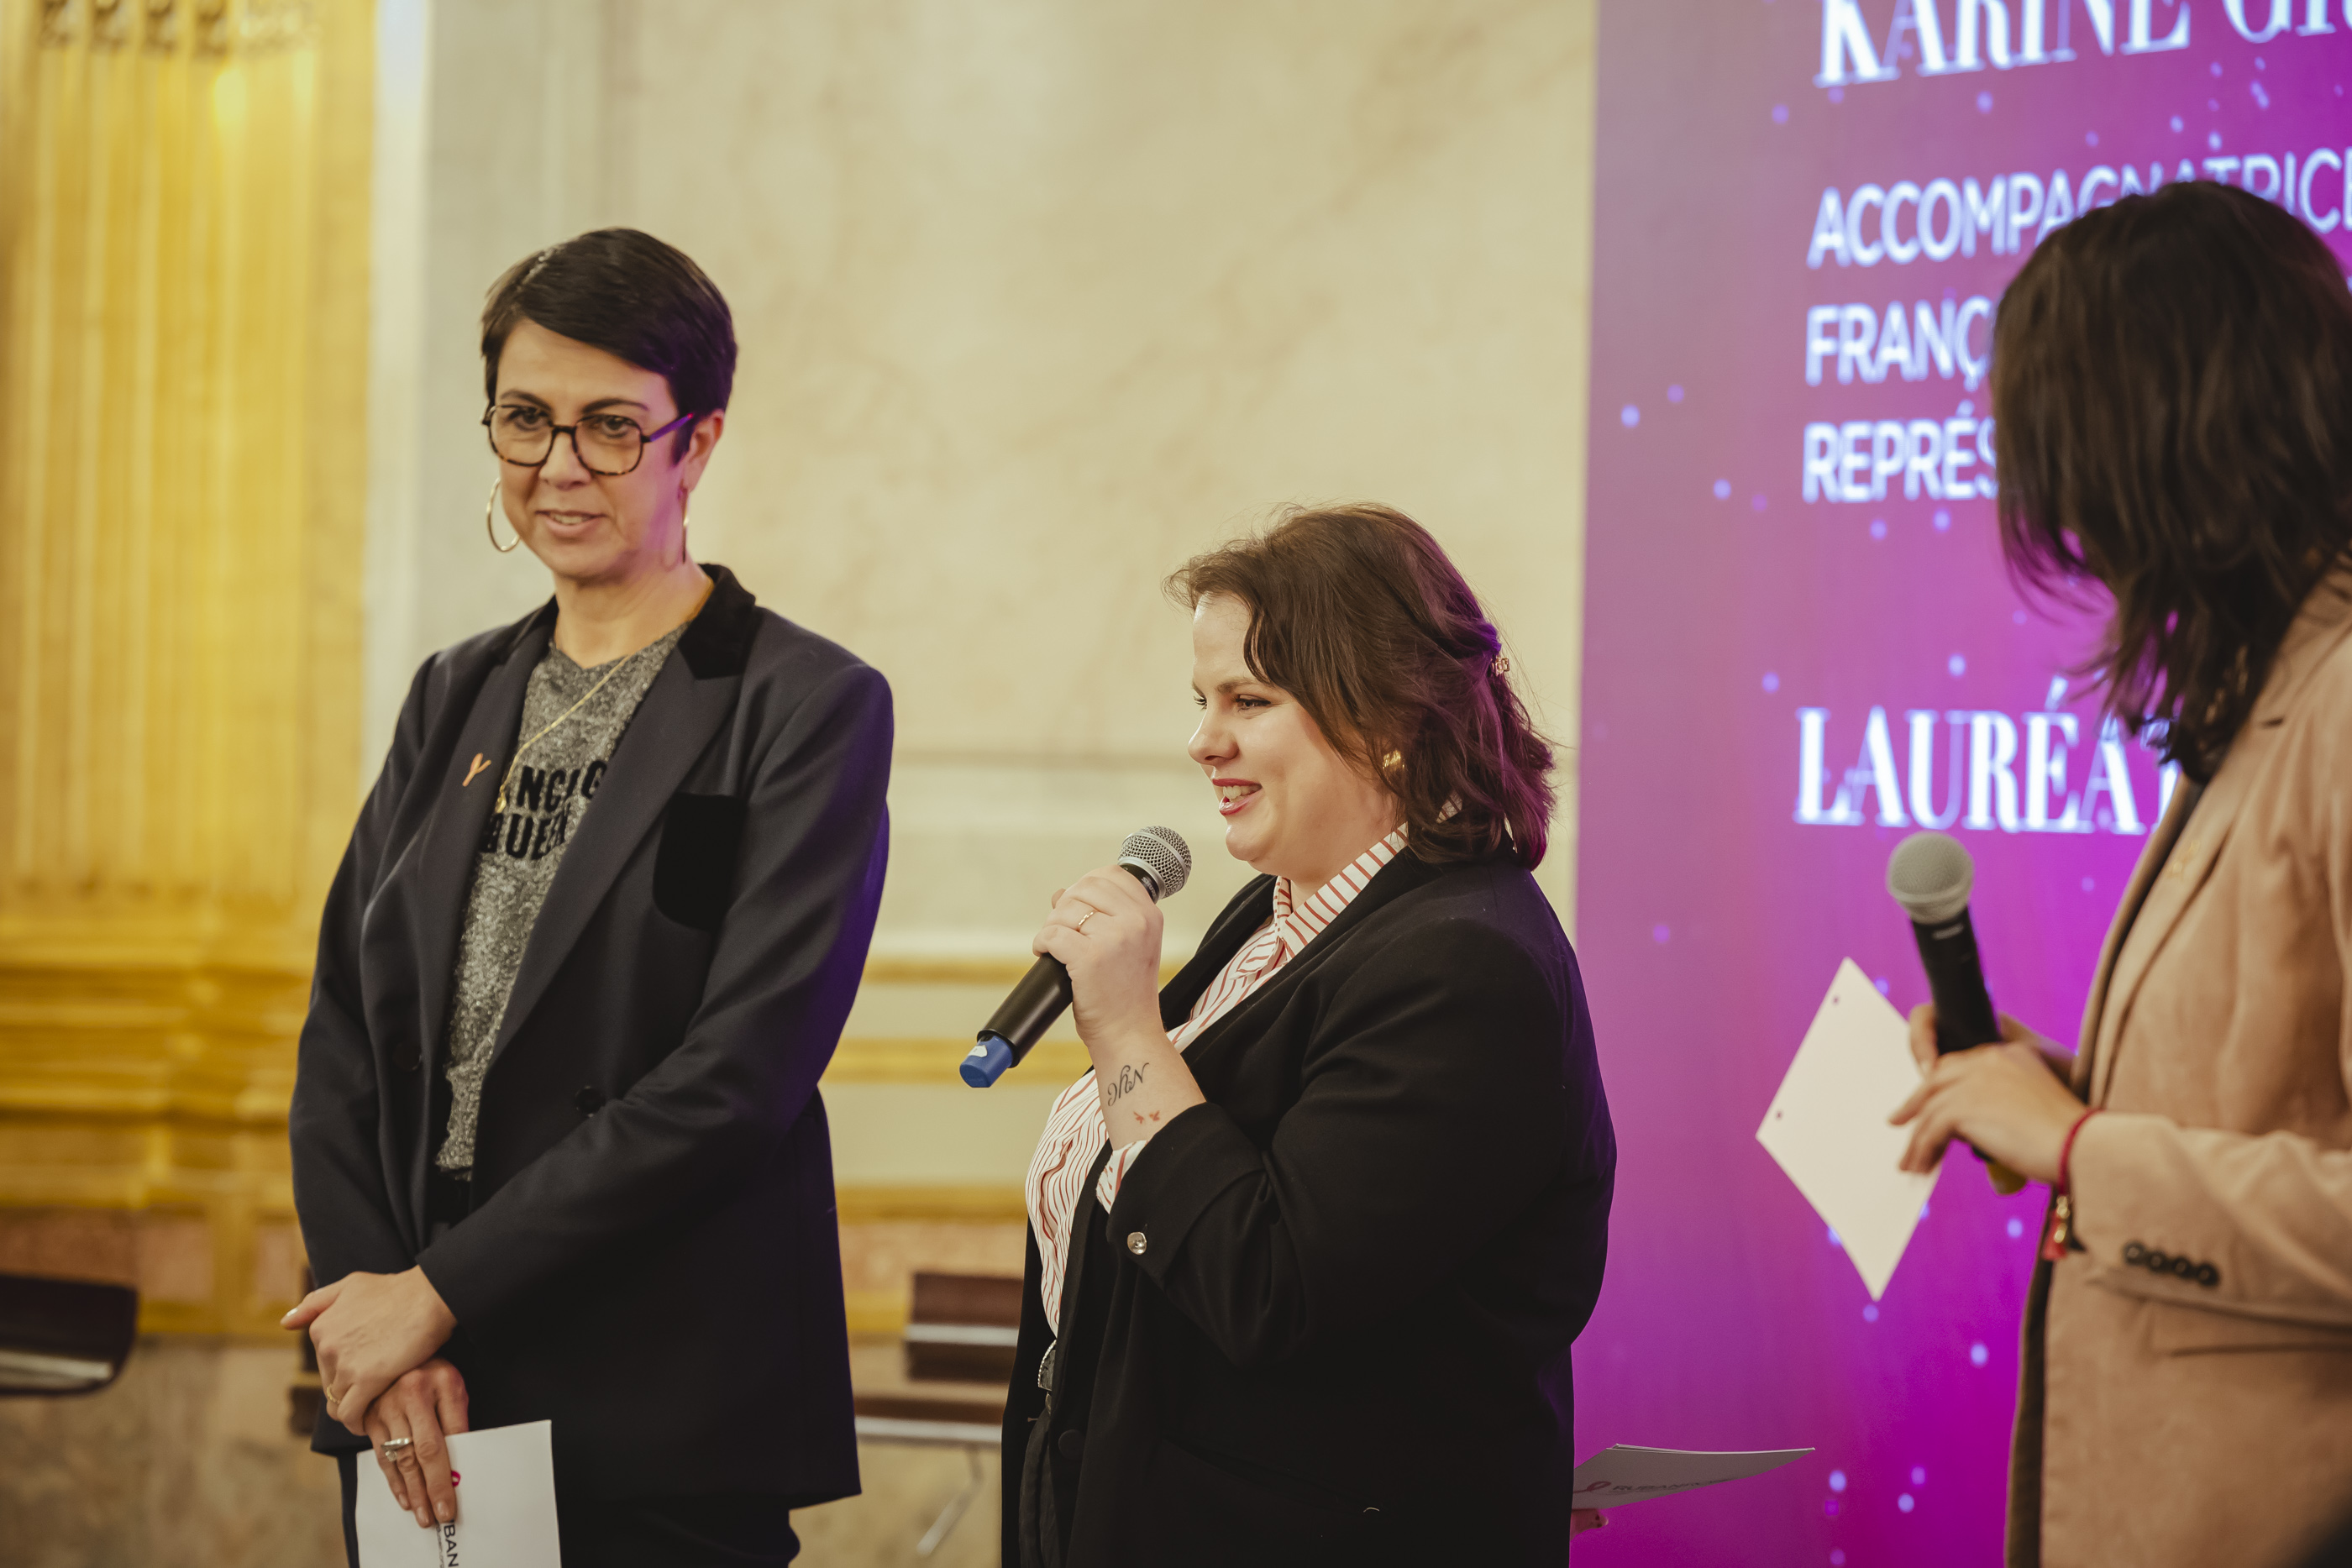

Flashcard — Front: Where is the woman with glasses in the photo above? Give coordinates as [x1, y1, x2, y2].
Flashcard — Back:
[285, 228, 891, 1567]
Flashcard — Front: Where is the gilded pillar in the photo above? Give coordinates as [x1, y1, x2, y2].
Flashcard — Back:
[0, 0, 372, 1334]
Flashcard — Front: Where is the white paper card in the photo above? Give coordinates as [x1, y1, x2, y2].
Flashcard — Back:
[1756, 958, 1940, 1300]
[356, 1419, 561, 1568]
[1572, 1444, 1813, 1504]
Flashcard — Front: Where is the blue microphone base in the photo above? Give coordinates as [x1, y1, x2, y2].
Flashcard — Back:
[961, 1034, 1016, 1088]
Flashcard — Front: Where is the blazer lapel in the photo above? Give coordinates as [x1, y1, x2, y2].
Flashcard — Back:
[1053, 1141, 1118, 1345]
[1175, 850, 1448, 1079]
[484, 651, 742, 1073]
[2075, 781, 2197, 1096]
[2084, 568, 2352, 1104]
[411, 604, 554, 1080]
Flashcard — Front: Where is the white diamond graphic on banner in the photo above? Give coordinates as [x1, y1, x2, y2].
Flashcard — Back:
[1756, 958, 1940, 1301]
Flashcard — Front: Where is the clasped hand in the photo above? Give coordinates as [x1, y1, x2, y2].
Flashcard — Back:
[283, 1266, 467, 1529]
[1887, 1008, 2086, 1182]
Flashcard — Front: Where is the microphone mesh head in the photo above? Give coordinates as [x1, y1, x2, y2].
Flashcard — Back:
[1118, 826, 1192, 902]
[1887, 831, 1974, 925]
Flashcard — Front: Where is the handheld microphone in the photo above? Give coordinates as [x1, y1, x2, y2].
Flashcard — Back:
[1886, 832, 1999, 1056]
[1885, 831, 2029, 1193]
[959, 827, 1193, 1088]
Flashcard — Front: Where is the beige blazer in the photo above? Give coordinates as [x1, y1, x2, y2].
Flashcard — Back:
[2008, 570, 2352, 1568]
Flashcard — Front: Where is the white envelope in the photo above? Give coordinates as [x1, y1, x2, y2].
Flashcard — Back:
[1572, 1444, 1813, 1504]
[356, 1419, 562, 1568]
[1756, 958, 1940, 1300]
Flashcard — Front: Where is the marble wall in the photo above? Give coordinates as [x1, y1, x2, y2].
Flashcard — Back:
[366, 0, 1599, 1197]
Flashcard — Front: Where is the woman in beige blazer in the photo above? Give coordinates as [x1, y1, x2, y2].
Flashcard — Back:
[1888, 182, 2352, 1568]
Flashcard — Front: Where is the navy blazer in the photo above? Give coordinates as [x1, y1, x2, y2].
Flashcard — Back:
[289, 564, 890, 1504]
[1003, 849, 1615, 1568]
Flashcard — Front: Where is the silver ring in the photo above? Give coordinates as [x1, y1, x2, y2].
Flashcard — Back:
[381, 1437, 414, 1458]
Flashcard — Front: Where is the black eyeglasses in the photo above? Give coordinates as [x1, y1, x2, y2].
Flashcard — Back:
[483, 404, 700, 477]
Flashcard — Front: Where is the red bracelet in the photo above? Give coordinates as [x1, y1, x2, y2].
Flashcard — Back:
[2040, 1108, 2101, 1262]
[2055, 1107, 2101, 1196]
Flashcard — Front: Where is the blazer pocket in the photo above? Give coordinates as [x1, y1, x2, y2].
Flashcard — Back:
[654, 793, 748, 932]
[2145, 1299, 2352, 1356]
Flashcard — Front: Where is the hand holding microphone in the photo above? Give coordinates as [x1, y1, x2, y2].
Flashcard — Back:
[961, 828, 1191, 1087]
[1036, 863, 1171, 1046]
[1889, 1010, 2082, 1184]
[1882, 832, 2086, 1189]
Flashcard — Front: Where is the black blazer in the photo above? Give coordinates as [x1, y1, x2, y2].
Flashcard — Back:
[1001, 849, 1614, 1568]
[289, 565, 890, 1505]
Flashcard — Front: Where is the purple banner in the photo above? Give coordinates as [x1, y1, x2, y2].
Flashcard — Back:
[1576, 5, 2352, 1564]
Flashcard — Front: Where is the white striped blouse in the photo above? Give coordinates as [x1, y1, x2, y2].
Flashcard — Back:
[1023, 827, 1410, 1329]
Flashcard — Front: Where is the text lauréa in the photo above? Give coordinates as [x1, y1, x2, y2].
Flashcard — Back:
[1796, 702, 2180, 835]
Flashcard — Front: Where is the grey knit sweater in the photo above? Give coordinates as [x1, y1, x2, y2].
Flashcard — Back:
[436, 622, 687, 1175]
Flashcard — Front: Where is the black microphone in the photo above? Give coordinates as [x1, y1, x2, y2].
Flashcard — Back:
[1886, 831, 1999, 1055]
[960, 826, 1193, 1088]
[1885, 831, 2028, 1193]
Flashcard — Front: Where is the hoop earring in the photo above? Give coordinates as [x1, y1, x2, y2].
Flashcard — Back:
[486, 482, 521, 553]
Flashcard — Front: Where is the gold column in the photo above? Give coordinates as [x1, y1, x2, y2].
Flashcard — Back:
[0, 0, 371, 1334]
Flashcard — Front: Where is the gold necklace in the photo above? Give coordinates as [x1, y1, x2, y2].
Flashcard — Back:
[492, 643, 647, 814]
[494, 580, 712, 815]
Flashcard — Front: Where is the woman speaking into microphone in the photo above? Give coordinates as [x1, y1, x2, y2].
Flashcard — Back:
[1004, 506, 1615, 1566]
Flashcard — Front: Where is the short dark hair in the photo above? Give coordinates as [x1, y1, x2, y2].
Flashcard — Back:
[1992, 182, 2352, 783]
[480, 228, 737, 458]
[1166, 505, 1557, 869]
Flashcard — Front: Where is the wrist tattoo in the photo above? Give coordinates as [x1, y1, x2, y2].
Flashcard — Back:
[1105, 1062, 1149, 1104]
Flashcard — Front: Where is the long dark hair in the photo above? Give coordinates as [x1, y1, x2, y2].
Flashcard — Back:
[1166, 505, 1557, 868]
[1992, 181, 2352, 783]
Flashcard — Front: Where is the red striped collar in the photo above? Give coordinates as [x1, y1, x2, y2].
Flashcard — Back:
[1268, 827, 1409, 954]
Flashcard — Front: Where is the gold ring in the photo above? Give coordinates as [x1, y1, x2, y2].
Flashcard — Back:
[1075, 910, 1099, 933]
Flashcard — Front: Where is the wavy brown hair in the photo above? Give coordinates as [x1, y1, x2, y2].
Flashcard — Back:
[1166, 504, 1556, 868]
[1992, 182, 2352, 783]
